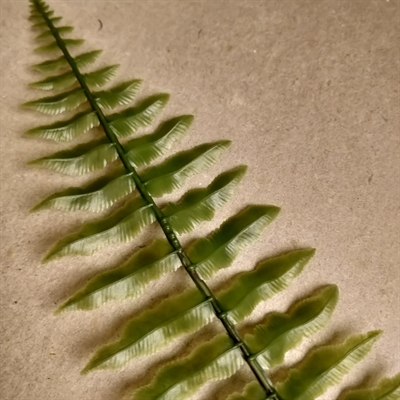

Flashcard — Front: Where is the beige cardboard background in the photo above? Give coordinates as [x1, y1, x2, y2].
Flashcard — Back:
[0, 1, 399, 399]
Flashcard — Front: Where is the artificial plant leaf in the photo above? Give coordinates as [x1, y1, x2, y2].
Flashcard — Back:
[31, 50, 102, 73]
[29, 138, 118, 175]
[25, 111, 99, 142]
[58, 239, 181, 311]
[341, 374, 400, 400]
[187, 205, 280, 280]
[35, 25, 73, 40]
[29, 9, 54, 21]
[22, 88, 87, 115]
[82, 289, 215, 372]
[108, 94, 170, 138]
[124, 115, 193, 168]
[32, 170, 134, 212]
[34, 38, 84, 53]
[141, 141, 231, 198]
[163, 166, 247, 234]
[83, 65, 120, 88]
[29, 65, 118, 91]
[244, 285, 338, 368]
[43, 196, 155, 262]
[133, 334, 243, 400]
[217, 248, 315, 324]
[226, 381, 266, 400]
[94, 80, 142, 110]
[32, 16, 62, 29]
[275, 331, 382, 400]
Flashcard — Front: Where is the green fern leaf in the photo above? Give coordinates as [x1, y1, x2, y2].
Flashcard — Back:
[34, 38, 84, 53]
[32, 50, 102, 73]
[163, 166, 247, 234]
[226, 381, 266, 400]
[275, 331, 382, 400]
[141, 141, 231, 198]
[25, 111, 100, 142]
[94, 80, 142, 110]
[22, 88, 87, 115]
[83, 65, 119, 87]
[58, 239, 181, 311]
[188, 205, 280, 279]
[82, 289, 215, 372]
[133, 334, 243, 400]
[35, 25, 73, 40]
[125, 115, 193, 168]
[32, 170, 134, 212]
[244, 285, 338, 368]
[29, 65, 118, 91]
[217, 248, 315, 323]
[43, 197, 155, 261]
[341, 374, 400, 400]
[32, 15, 61, 29]
[29, 138, 118, 176]
[108, 94, 170, 138]
[29, 9, 53, 20]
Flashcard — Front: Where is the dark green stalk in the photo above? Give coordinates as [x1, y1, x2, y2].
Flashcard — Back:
[33, 1, 280, 397]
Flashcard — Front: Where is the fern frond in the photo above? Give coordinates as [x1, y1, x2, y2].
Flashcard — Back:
[29, 65, 118, 91]
[108, 94, 170, 138]
[226, 381, 266, 400]
[34, 38, 84, 53]
[188, 205, 280, 279]
[32, 50, 102, 73]
[43, 197, 155, 261]
[35, 25, 73, 40]
[58, 239, 181, 311]
[275, 331, 382, 400]
[83, 65, 119, 87]
[133, 334, 243, 400]
[217, 249, 315, 323]
[22, 88, 87, 115]
[125, 116, 193, 168]
[32, 16, 62, 29]
[29, 9, 54, 21]
[29, 138, 118, 176]
[32, 171, 134, 212]
[244, 285, 338, 368]
[141, 141, 231, 198]
[341, 374, 400, 400]
[83, 290, 215, 372]
[163, 166, 247, 234]
[25, 111, 99, 142]
[94, 80, 142, 110]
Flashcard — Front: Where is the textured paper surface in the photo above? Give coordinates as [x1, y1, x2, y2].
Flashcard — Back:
[0, 1, 399, 399]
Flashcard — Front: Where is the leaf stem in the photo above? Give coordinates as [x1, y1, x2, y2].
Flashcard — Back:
[33, 1, 280, 397]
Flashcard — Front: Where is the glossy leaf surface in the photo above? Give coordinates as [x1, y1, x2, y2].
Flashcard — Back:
[187, 205, 280, 279]
[217, 248, 315, 323]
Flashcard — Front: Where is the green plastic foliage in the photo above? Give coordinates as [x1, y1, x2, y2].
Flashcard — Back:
[83, 289, 215, 372]
[25, 111, 100, 142]
[108, 94, 170, 138]
[32, 170, 135, 212]
[59, 239, 181, 311]
[163, 166, 247, 234]
[244, 285, 338, 368]
[32, 50, 103, 73]
[188, 205, 280, 279]
[275, 331, 382, 400]
[34, 38, 84, 52]
[35, 25, 73, 40]
[341, 374, 400, 400]
[43, 197, 156, 261]
[217, 248, 315, 323]
[133, 334, 243, 400]
[125, 115, 193, 168]
[142, 141, 231, 198]
[226, 381, 266, 400]
[29, 138, 118, 176]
